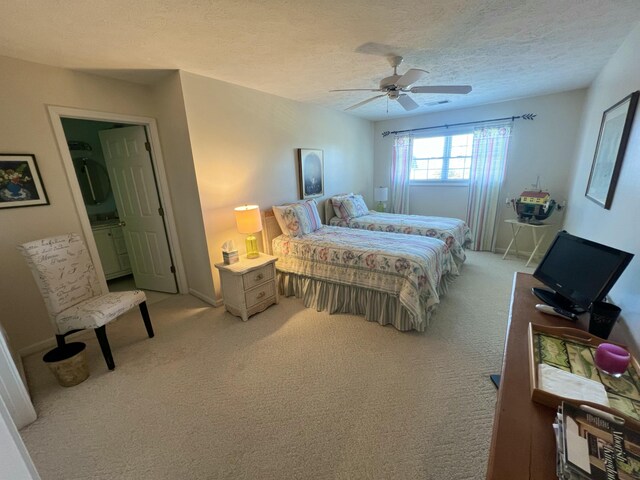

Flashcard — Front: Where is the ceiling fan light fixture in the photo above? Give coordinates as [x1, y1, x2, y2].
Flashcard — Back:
[332, 56, 472, 112]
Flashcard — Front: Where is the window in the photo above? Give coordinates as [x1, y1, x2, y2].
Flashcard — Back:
[410, 132, 473, 182]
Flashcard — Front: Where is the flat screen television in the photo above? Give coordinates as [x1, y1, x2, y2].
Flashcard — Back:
[532, 231, 633, 313]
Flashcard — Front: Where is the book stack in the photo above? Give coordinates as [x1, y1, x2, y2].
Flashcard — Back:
[554, 402, 640, 479]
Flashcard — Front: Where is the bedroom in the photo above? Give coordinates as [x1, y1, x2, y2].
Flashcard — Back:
[1, 1, 640, 478]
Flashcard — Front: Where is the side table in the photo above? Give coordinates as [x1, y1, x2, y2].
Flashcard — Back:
[214, 254, 278, 321]
[502, 219, 555, 267]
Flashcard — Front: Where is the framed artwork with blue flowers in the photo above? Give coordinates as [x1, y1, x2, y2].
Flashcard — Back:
[0, 154, 49, 209]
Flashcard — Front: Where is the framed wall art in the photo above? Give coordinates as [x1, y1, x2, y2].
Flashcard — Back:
[297, 148, 324, 199]
[0, 154, 50, 209]
[585, 91, 639, 209]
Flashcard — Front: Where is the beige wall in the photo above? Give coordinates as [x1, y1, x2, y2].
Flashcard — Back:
[0, 57, 374, 351]
[179, 71, 374, 296]
[0, 55, 160, 352]
[373, 89, 586, 254]
[564, 23, 640, 348]
[151, 73, 216, 304]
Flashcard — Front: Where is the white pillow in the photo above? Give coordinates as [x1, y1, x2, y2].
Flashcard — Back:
[342, 195, 369, 218]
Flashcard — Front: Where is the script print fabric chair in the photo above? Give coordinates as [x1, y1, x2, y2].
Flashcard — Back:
[18, 233, 154, 370]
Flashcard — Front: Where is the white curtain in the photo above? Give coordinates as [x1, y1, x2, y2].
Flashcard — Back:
[466, 123, 512, 251]
[389, 135, 413, 214]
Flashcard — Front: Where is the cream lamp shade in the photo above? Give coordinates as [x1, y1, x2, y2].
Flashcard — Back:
[234, 205, 262, 258]
[374, 187, 388, 202]
[234, 205, 262, 233]
[374, 187, 388, 212]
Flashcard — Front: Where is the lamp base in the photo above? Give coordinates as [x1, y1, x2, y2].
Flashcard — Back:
[245, 234, 259, 259]
[375, 201, 385, 212]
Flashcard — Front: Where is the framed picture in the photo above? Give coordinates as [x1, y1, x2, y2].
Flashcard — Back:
[297, 148, 324, 199]
[585, 91, 639, 209]
[0, 154, 50, 209]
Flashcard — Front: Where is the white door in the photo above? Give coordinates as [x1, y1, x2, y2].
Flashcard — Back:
[99, 126, 177, 293]
[0, 324, 36, 430]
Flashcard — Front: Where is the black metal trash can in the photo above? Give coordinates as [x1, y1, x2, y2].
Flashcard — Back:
[42, 342, 90, 387]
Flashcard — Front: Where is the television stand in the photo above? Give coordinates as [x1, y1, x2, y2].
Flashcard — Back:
[488, 273, 586, 478]
[531, 287, 585, 314]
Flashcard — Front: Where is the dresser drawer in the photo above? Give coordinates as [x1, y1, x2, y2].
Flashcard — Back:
[242, 264, 273, 290]
[245, 282, 275, 309]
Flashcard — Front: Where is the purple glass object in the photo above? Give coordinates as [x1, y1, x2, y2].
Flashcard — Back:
[594, 343, 631, 377]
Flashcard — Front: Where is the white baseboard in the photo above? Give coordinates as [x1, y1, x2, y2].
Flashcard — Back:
[18, 330, 91, 358]
[189, 288, 222, 307]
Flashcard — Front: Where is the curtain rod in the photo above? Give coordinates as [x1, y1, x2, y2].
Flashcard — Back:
[380, 113, 536, 137]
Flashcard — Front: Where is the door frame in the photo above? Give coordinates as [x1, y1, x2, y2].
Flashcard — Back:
[48, 106, 188, 295]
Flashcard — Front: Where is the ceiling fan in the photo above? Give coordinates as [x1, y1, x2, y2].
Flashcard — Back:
[331, 56, 472, 111]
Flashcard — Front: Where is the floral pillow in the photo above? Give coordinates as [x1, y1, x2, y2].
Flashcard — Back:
[273, 199, 322, 237]
[333, 194, 369, 220]
[331, 193, 354, 219]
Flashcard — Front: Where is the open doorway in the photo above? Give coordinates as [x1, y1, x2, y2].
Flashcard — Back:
[49, 107, 186, 304]
[58, 117, 179, 302]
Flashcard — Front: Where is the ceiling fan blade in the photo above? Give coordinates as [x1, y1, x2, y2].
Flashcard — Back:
[410, 85, 472, 94]
[345, 94, 387, 111]
[396, 94, 419, 111]
[396, 69, 428, 88]
[330, 88, 381, 92]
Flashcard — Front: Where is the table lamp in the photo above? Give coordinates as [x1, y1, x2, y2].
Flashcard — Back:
[234, 205, 262, 259]
[374, 187, 388, 212]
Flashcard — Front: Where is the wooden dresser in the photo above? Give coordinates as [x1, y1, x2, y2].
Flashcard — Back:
[486, 272, 586, 479]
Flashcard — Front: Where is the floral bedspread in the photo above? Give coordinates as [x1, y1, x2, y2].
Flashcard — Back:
[272, 226, 459, 330]
[329, 211, 473, 265]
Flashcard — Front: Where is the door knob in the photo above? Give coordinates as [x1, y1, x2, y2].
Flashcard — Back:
[118, 221, 126, 227]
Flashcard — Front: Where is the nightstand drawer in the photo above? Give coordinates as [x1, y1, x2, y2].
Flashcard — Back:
[245, 282, 275, 309]
[242, 265, 273, 290]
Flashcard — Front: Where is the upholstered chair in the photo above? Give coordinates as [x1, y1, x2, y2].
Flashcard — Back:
[18, 233, 154, 370]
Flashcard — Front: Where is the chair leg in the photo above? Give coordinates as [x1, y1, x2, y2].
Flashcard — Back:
[94, 326, 115, 371]
[56, 335, 66, 348]
[139, 301, 154, 338]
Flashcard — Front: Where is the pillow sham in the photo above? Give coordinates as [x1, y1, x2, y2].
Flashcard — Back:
[273, 199, 322, 237]
[331, 193, 353, 219]
[332, 194, 369, 219]
[342, 194, 369, 218]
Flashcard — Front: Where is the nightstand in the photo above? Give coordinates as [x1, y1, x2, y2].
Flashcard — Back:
[214, 254, 278, 321]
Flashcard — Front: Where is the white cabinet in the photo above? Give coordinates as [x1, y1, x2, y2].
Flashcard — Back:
[92, 224, 132, 280]
[215, 254, 278, 321]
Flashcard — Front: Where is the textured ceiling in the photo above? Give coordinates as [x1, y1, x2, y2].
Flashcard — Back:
[1, 1, 639, 121]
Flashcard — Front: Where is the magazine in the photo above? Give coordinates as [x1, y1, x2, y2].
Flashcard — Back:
[557, 402, 640, 479]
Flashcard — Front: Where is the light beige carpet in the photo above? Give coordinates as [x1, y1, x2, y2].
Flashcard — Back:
[20, 252, 534, 480]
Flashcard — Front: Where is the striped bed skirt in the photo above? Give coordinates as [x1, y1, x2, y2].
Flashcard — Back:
[277, 271, 442, 332]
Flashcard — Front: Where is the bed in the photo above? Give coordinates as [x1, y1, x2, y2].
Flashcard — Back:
[262, 203, 458, 332]
[325, 195, 473, 266]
